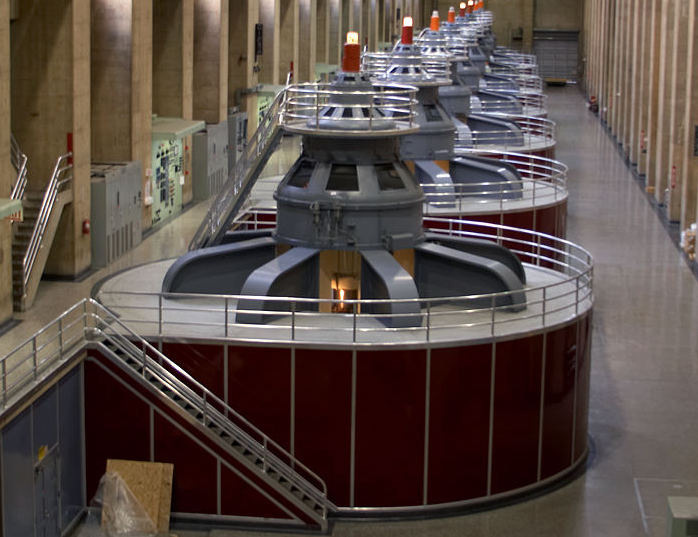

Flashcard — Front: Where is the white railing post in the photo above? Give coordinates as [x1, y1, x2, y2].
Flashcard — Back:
[32, 338, 38, 379]
[202, 392, 208, 427]
[1, 360, 6, 407]
[542, 287, 547, 327]
[575, 274, 580, 316]
[352, 308, 357, 343]
[262, 437, 268, 472]
[224, 297, 229, 339]
[158, 294, 163, 349]
[291, 301, 296, 341]
[426, 301, 431, 342]
[58, 317, 64, 355]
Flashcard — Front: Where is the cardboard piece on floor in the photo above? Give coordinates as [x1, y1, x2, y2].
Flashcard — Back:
[105, 459, 174, 533]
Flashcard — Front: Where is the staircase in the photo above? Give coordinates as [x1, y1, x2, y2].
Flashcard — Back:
[12, 153, 73, 311]
[189, 88, 287, 250]
[89, 305, 333, 530]
[0, 298, 334, 530]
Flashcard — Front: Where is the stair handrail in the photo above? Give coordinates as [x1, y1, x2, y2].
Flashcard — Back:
[189, 88, 287, 251]
[10, 134, 28, 200]
[0, 297, 332, 522]
[84, 299, 331, 513]
[22, 153, 73, 290]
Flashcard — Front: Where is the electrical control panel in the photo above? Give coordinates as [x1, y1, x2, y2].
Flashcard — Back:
[193, 120, 229, 201]
[150, 137, 184, 225]
[90, 162, 143, 268]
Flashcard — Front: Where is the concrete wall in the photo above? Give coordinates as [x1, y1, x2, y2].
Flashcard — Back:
[13, 0, 91, 277]
[583, 0, 698, 248]
[435, 0, 582, 49]
[0, 0, 10, 325]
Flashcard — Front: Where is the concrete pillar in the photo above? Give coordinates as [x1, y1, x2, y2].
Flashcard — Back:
[644, 0, 663, 195]
[13, 0, 91, 275]
[609, 0, 619, 134]
[652, 0, 674, 204]
[625, 0, 640, 157]
[666, 0, 690, 221]
[522, 0, 534, 52]
[246, 0, 262, 133]
[635, 0, 650, 172]
[132, 1, 153, 228]
[153, 0, 193, 119]
[297, 0, 315, 83]
[194, 0, 229, 123]
[258, 0, 275, 83]
[330, 0, 340, 64]
[228, 0, 248, 108]
[317, 0, 328, 63]
[0, 0, 11, 324]
[680, 0, 698, 230]
[309, 0, 317, 79]
[278, 0, 294, 82]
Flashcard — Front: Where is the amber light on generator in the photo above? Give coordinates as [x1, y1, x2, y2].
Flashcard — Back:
[342, 31, 360, 72]
[401, 16, 413, 44]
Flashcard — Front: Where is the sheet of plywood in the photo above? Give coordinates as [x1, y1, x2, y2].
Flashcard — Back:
[105, 459, 174, 533]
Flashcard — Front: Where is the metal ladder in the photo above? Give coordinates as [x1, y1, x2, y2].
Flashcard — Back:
[188, 89, 287, 250]
[86, 301, 333, 530]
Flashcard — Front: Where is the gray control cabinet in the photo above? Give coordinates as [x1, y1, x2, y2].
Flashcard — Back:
[193, 120, 229, 201]
[90, 162, 142, 268]
[229, 109, 248, 171]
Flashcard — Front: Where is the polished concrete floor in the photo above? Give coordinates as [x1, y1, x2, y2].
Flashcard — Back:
[4, 86, 698, 536]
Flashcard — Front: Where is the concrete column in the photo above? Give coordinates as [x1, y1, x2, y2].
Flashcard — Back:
[132, 0, 153, 228]
[0, 0, 11, 323]
[600, 0, 615, 120]
[153, 0, 193, 119]
[626, 0, 640, 158]
[522, 0, 534, 52]
[680, 0, 698, 230]
[644, 0, 663, 194]
[330, 0, 340, 64]
[278, 0, 294, 82]
[309, 0, 317, 79]
[666, 0, 690, 221]
[610, 0, 620, 135]
[635, 0, 650, 172]
[246, 0, 261, 133]
[193, 0, 229, 123]
[318, 0, 328, 63]
[13, 0, 91, 275]
[652, 0, 674, 203]
[228, 0, 248, 108]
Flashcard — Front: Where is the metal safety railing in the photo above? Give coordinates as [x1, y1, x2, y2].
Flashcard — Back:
[455, 115, 556, 151]
[483, 73, 544, 93]
[476, 92, 548, 117]
[282, 82, 418, 135]
[361, 51, 452, 82]
[96, 219, 593, 346]
[422, 151, 567, 212]
[0, 298, 332, 526]
[20, 153, 72, 292]
[10, 134, 28, 200]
